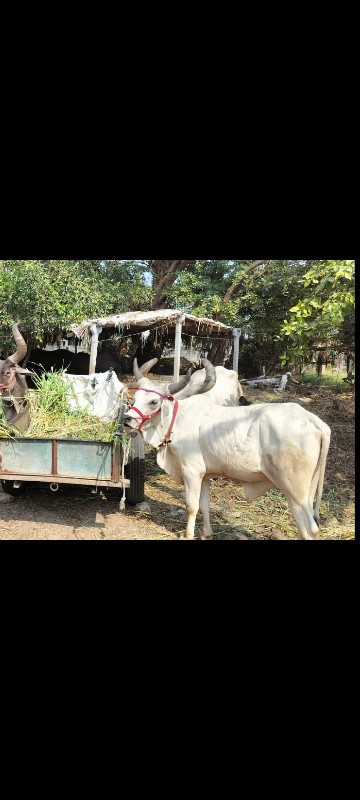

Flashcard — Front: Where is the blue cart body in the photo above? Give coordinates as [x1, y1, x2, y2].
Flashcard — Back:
[0, 437, 129, 490]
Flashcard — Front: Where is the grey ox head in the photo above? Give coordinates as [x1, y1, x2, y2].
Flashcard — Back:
[124, 357, 217, 433]
[0, 325, 32, 432]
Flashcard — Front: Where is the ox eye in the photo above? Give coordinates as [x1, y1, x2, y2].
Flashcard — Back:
[151, 399, 158, 406]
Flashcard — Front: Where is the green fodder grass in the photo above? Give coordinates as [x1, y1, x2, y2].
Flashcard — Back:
[0, 370, 119, 441]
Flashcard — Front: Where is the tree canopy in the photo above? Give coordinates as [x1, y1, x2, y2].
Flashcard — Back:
[0, 259, 354, 372]
[280, 260, 355, 363]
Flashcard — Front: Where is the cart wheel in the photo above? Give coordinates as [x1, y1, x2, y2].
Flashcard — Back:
[124, 431, 146, 505]
[1, 480, 26, 497]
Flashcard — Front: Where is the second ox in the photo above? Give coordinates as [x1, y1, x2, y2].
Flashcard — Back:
[0, 325, 32, 432]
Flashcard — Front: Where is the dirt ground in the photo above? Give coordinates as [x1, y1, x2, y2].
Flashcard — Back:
[0, 385, 355, 540]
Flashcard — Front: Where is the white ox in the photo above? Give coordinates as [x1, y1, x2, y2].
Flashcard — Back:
[124, 359, 331, 540]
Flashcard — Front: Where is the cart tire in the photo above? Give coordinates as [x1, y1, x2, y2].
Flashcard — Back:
[1, 480, 26, 497]
[124, 432, 146, 505]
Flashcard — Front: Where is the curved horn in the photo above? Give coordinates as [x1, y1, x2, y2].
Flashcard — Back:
[8, 324, 28, 364]
[197, 359, 217, 394]
[168, 367, 193, 395]
[180, 360, 217, 399]
[139, 358, 158, 377]
[133, 358, 143, 382]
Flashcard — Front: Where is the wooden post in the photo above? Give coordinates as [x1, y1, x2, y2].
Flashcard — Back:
[174, 315, 185, 382]
[89, 324, 102, 375]
[232, 328, 241, 375]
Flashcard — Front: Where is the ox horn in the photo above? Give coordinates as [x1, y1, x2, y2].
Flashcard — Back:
[168, 367, 193, 395]
[139, 358, 158, 377]
[8, 324, 28, 365]
[181, 359, 217, 398]
[133, 358, 144, 382]
[197, 359, 217, 394]
[133, 357, 158, 382]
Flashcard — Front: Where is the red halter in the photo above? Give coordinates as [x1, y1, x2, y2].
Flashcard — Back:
[129, 388, 179, 445]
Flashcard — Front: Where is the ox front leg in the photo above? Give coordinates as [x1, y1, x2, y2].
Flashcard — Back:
[199, 478, 213, 540]
[182, 473, 204, 540]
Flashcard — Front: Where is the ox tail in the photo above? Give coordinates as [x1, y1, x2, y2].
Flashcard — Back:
[238, 380, 244, 398]
[314, 422, 331, 526]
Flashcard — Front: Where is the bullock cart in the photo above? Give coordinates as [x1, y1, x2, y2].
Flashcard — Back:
[0, 412, 145, 505]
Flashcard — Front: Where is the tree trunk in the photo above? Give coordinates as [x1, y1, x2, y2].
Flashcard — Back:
[223, 260, 270, 302]
[150, 260, 193, 308]
[347, 353, 354, 375]
[317, 352, 323, 377]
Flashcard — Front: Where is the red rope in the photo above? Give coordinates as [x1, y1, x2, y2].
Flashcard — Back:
[129, 388, 179, 445]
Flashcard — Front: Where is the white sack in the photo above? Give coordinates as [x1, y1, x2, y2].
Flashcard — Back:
[62, 370, 126, 422]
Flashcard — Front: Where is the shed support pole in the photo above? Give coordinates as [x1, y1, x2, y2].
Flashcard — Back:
[232, 328, 241, 375]
[89, 324, 103, 375]
[174, 315, 185, 383]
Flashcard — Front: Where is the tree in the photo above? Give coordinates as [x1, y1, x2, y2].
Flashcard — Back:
[149, 260, 194, 308]
[0, 260, 125, 353]
[101, 260, 195, 310]
[280, 260, 355, 368]
[101, 260, 153, 309]
[111, 260, 195, 364]
[0, 259, 195, 364]
[223, 260, 270, 302]
[167, 259, 309, 369]
[3, 259, 349, 377]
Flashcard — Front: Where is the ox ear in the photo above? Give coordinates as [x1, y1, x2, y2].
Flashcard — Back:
[161, 397, 172, 432]
[14, 366, 33, 375]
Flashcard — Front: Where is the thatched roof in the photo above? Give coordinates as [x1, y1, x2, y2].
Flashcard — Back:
[72, 310, 233, 340]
